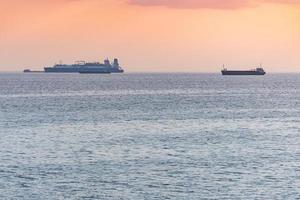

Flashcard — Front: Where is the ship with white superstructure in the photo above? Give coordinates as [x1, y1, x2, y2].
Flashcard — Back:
[44, 58, 124, 74]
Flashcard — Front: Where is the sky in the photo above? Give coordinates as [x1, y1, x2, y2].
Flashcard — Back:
[0, 0, 300, 72]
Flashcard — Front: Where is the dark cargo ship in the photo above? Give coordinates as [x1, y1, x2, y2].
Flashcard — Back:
[221, 67, 266, 75]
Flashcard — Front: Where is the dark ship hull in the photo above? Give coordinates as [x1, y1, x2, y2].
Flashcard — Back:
[78, 67, 111, 74]
[222, 70, 266, 75]
[44, 67, 80, 73]
[79, 71, 111, 74]
[44, 67, 123, 73]
[110, 68, 124, 73]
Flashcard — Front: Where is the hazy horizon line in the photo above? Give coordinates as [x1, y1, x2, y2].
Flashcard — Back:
[1, 70, 300, 74]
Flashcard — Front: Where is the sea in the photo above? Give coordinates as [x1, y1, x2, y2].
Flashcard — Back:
[0, 73, 299, 199]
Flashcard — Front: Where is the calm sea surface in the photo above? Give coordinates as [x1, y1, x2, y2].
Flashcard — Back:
[0, 73, 299, 199]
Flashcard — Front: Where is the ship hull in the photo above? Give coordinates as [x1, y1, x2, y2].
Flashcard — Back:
[44, 67, 123, 73]
[79, 71, 111, 74]
[222, 70, 265, 75]
[110, 68, 124, 73]
[78, 68, 111, 74]
[44, 67, 80, 73]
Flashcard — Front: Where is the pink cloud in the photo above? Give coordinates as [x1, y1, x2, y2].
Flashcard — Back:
[267, 0, 300, 3]
[129, 0, 251, 9]
[129, 0, 300, 9]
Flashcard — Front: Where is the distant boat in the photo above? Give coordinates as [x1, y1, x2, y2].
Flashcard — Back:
[221, 65, 266, 75]
[44, 58, 124, 73]
[23, 69, 43, 73]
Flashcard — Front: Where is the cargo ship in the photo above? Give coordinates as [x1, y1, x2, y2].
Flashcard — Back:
[44, 58, 124, 73]
[221, 66, 266, 75]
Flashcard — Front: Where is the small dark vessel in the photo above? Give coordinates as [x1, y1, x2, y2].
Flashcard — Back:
[221, 66, 266, 75]
[23, 69, 43, 73]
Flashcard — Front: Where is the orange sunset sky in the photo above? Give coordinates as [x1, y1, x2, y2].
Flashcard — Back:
[0, 0, 300, 72]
